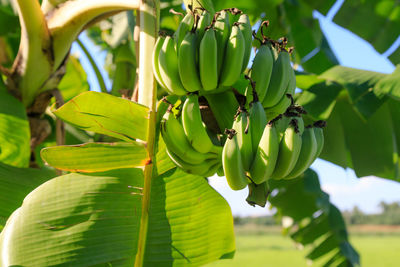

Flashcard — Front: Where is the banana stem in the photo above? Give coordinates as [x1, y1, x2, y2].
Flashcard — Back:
[11, 0, 52, 106]
[134, 0, 159, 266]
[76, 38, 108, 93]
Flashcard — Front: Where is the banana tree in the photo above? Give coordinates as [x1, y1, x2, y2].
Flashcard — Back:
[0, 0, 399, 266]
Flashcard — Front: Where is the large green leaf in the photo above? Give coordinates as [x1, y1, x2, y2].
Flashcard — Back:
[333, 0, 400, 62]
[0, 168, 144, 266]
[374, 65, 400, 100]
[0, 163, 55, 229]
[334, 99, 398, 179]
[319, 103, 349, 169]
[389, 46, 400, 64]
[320, 66, 386, 119]
[0, 78, 30, 167]
[301, 0, 336, 15]
[269, 170, 359, 266]
[1, 168, 235, 266]
[0, 5, 19, 36]
[283, 2, 339, 74]
[295, 78, 343, 120]
[53, 91, 149, 141]
[41, 142, 149, 172]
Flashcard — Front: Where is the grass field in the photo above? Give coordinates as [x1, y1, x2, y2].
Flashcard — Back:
[206, 225, 400, 267]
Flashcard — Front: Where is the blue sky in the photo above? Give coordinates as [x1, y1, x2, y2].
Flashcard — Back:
[71, 0, 400, 217]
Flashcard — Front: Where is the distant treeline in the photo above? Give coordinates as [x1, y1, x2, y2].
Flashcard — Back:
[342, 201, 400, 225]
[234, 201, 400, 225]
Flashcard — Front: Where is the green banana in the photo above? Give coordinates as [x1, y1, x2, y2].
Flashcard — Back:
[285, 126, 317, 179]
[270, 119, 303, 179]
[248, 100, 268, 153]
[249, 122, 279, 184]
[196, 11, 212, 40]
[265, 67, 296, 118]
[161, 110, 208, 164]
[158, 36, 186, 95]
[232, 108, 253, 171]
[199, 28, 218, 91]
[166, 148, 219, 176]
[152, 36, 170, 93]
[175, 12, 194, 48]
[248, 44, 274, 103]
[238, 13, 252, 72]
[214, 10, 230, 75]
[178, 31, 203, 92]
[222, 132, 249, 190]
[219, 23, 245, 87]
[246, 182, 269, 207]
[312, 125, 325, 161]
[181, 94, 214, 153]
[262, 49, 291, 107]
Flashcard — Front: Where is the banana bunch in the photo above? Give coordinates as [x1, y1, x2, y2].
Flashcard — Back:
[152, 8, 252, 95]
[245, 22, 296, 119]
[222, 100, 325, 201]
[249, 107, 325, 183]
[161, 94, 223, 177]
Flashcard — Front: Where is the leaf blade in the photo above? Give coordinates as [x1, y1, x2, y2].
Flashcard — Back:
[53, 91, 149, 141]
[0, 79, 30, 167]
[41, 142, 149, 172]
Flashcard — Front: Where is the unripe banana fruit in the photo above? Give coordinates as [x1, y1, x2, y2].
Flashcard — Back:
[263, 48, 292, 108]
[232, 107, 253, 171]
[199, 28, 218, 91]
[219, 23, 245, 87]
[247, 44, 274, 103]
[178, 31, 203, 92]
[222, 130, 249, 190]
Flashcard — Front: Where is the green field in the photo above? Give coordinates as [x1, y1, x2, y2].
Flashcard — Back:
[206, 225, 400, 267]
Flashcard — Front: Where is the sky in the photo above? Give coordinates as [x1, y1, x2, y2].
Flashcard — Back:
[71, 0, 400, 217]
